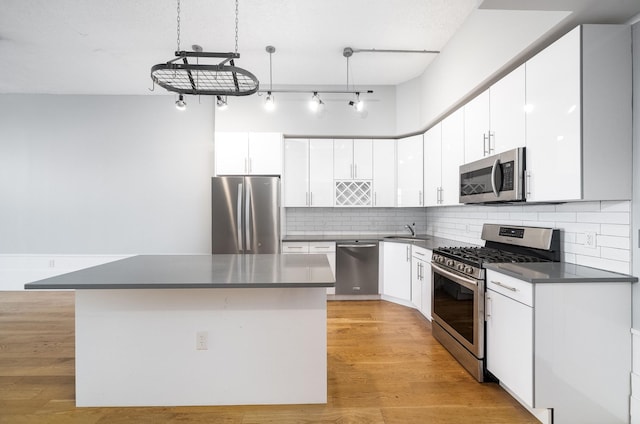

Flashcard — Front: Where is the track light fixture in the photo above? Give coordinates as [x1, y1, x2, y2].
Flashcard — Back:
[309, 92, 324, 113]
[175, 94, 187, 110]
[216, 95, 228, 111]
[349, 92, 364, 112]
[265, 92, 275, 111]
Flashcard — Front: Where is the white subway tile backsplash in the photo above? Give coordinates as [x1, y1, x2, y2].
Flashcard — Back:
[538, 212, 577, 222]
[601, 247, 630, 262]
[556, 201, 601, 212]
[598, 235, 631, 250]
[602, 224, 631, 237]
[577, 212, 630, 225]
[601, 201, 631, 212]
[575, 256, 631, 275]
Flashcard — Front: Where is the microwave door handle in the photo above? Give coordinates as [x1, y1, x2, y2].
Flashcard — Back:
[490, 159, 502, 197]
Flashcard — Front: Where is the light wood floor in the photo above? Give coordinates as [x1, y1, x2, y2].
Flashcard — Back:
[0, 291, 538, 423]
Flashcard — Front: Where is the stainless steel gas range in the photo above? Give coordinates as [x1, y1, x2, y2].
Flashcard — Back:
[430, 224, 560, 382]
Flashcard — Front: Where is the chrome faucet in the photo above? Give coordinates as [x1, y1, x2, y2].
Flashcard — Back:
[404, 223, 416, 237]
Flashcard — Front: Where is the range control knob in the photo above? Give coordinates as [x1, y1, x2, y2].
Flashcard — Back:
[446, 259, 455, 267]
[457, 263, 465, 271]
[465, 266, 474, 274]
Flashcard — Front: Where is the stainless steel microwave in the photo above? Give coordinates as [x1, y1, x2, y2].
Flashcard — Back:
[459, 147, 525, 204]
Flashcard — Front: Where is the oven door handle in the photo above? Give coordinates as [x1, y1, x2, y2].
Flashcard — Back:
[432, 263, 479, 291]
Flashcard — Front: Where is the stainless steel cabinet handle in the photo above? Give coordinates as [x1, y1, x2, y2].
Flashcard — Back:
[305, 192, 309, 206]
[406, 245, 410, 262]
[489, 132, 495, 154]
[419, 190, 423, 205]
[245, 184, 252, 249]
[248, 158, 252, 173]
[483, 133, 489, 156]
[415, 251, 425, 256]
[338, 244, 377, 248]
[312, 246, 331, 250]
[287, 246, 304, 249]
[310, 192, 313, 206]
[491, 280, 518, 292]
[350, 164, 354, 178]
[486, 293, 492, 319]
[374, 192, 377, 206]
[354, 164, 358, 178]
[525, 171, 532, 197]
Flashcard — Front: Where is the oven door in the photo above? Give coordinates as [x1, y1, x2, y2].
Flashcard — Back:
[431, 263, 484, 358]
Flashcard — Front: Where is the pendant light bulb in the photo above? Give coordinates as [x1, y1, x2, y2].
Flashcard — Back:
[309, 92, 323, 113]
[175, 94, 187, 111]
[216, 95, 228, 111]
[265, 92, 275, 111]
[350, 93, 364, 112]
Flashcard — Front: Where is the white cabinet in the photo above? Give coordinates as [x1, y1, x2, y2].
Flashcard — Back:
[309, 139, 334, 207]
[334, 139, 373, 180]
[283, 139, 309, 207]
[423, 123, 441, 206]
[283, 139, 333, 207]
[424, 109, 463, 206]
[411, 245, 431, 319]
[525, 25, 632, 202]
[464, 65, 526, 164]
[490, 64, 526, 155]
[486, 278, 534, 407]
[282, 241, 336, 294]
[463, 90, 490, 163]
[396, 135, 424, 207]
[372, 139, 396, 207]
[381, 242, 411, 302]
[485, 268, 632, 424]
[215, 132, 282, 175]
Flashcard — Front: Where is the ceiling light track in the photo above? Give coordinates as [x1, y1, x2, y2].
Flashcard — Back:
[343, 47, 440, 57]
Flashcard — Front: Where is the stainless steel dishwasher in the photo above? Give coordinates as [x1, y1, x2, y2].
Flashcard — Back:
[335, 240, 379, 295]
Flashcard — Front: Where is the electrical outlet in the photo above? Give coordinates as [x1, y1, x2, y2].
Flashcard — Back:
[196, 331, 208, 350]
[584, 232, 597, 249]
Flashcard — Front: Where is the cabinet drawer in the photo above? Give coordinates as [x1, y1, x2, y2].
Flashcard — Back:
[411, 245, 431, 260]
[486, 270, 533, 307]
[282, 242, 310, 254]
[309, 242, 336, 253]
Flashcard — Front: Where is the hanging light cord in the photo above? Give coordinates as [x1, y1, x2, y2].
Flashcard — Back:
[269, 50, 273, 91]
[176, 0, 181, 52]
[234, 0, 239, 54]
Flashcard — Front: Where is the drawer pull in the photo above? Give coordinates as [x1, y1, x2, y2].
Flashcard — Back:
[286, 246, 304, 249]
[312, 246, 330, 249]
[491, 280, 518, 292]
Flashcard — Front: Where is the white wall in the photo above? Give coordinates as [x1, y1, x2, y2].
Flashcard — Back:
[215, 85, 396, 136]
[0, 94, 214, 254]
[396, 9, 569, 133]
[632, 21, 640, 328]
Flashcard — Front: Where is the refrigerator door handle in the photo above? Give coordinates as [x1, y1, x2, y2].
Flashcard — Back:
[237, 183, 243, 249]
[245, 183, 252, 250]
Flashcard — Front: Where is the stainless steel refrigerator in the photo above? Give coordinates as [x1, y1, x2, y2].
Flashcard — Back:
[211, 176, 281, 254]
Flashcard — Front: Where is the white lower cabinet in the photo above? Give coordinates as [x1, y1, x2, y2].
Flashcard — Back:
[486, 285, 533, 407]
[411, 245, 431, 319]
[485, 269, 632, 424]
[381, 242, 411, 303]
[282, 241, 336, 294]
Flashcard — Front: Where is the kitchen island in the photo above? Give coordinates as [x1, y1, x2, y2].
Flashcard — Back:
[25, 254, 334, 407]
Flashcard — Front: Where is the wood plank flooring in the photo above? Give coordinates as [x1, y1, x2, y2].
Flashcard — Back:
[0, 291, 538, 423]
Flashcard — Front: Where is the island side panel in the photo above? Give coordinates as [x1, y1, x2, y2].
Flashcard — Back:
[75, 287, 327, 407]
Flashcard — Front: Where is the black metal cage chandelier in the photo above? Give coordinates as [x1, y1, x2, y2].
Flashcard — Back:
[150, 0, 259, 97]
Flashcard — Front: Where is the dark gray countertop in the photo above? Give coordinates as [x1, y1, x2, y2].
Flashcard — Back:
[24, 254, 335, 290]
[484, 262, 638, 284]
[282, 234, 476, 250]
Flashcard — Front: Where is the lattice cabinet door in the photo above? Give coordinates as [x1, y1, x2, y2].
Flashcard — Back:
[335, 181, 372, 207]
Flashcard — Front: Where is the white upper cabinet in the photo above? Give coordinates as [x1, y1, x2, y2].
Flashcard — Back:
[372, 139, 396, 207]
[464, 65, 526, 164]
[525, 25, 632, 202]
[463, 90, 490, 163]
[423, 123, 442, 207]
[283, 139, 309, 207]
[440, 108, 464, 206]
[396, 134, 424, 207]
[333, 139, 373, 180]
[490, 64, 526, 155]
[308, 139, 334, 207]
[215, 132, 282, 175]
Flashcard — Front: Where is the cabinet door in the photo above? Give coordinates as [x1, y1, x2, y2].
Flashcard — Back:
[381, 242, 411, 301]
[525, 27, 581, 202]
[372, 139, 396, 207]
[423, 123, 441, 206]
[464, 90, 490, 163]
[486, 289, 534, 407]
[397, 135, 424, 207]
[309, 242, 336, 279]
[248, 132, 282, 175]
[309, 139, 334, 207]
[283, 139, 309, 207]
[490, 64, 526, 154]
[333, 139, 353, 179]
[411, 258, 423, 311]
[420, 261, 432, 320]
[215, 132, 249, 175]
[353, 139, 373, 179]
[440, 108, 464, 206]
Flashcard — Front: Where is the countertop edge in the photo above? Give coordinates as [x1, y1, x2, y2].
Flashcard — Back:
[484, 262, 638, 284]
[25, 282, 335, 290]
